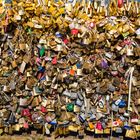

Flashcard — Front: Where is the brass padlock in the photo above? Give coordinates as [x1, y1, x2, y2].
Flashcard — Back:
[125, 129, 137, 139]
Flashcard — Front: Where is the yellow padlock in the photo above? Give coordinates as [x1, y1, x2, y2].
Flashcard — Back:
[68, 125, 79, 132]
[125, 129, 137, 139]
[104, 128, 110, 134]
[95, 129, 103, 134]
[135, 125, 140, 131]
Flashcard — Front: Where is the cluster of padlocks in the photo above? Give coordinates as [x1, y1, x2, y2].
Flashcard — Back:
[0, 0, 140, 139]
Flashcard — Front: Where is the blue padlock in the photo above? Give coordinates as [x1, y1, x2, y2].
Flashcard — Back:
[118, 100, 126, 108]
[5, 0, 12, 4]
[79, 113, 86, 123]
[38, 66, 45, 73]
[55, 32, 63, 38]
[123, 125, 131, 130]
[35, 87, 43, 93]
[49, 119, 57, 125]
[76, 62, 82, 69]
[40, 76, 46, 82]
[68, 0, 73, 3]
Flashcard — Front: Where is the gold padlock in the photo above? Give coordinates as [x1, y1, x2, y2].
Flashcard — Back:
[11, 60, 17, 68]
[7, 9, 13, 16]
[68, 125, 79, 132]
[19, 43, 26, 50]
[14, 124, 20, 131]
[104, 128, 110, 134]
[95, 129, 103, 134]
[125, 129, 137, 139]
[0, 129, 3, 135]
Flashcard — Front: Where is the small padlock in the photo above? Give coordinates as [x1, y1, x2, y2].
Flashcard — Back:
[126, 45, 134, 56]
[11, 60, 17, 68]
[112, 103, 119, 112]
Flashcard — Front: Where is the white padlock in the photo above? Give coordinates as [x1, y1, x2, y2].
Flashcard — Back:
[126, 45, 134, 56]
[18, 10, 24, 16]
[77, 69, 83, 76]
[15, 15, 21, 21]
[19, 98, 27, 106]
[56, 44, 63, 51]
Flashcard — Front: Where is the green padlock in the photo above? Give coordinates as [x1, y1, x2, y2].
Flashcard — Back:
[66, 103, 74, 112]
[40, 47, 45, 57]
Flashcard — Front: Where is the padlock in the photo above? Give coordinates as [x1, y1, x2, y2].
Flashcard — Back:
[125, 129, 137, 139]
[0, 129, 3, 135]
[14, 124, 20, 131]
[19, 61, 26, 73]
[116, 127, 123, 133]
[19, 98, 28, 106]
[131, 117, 139, 124]
[11, 58, 17, 67]
[77, 69, 83, 76]
[112, 103, 119, 112]
[68, 125, 79, 132]
[19, 43, 26, 50]
[126, 45, 134, 56]
[0, 0, 139, 137]
[135, 125, 140, 131]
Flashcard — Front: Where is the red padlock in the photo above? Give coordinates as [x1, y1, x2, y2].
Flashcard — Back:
[63, 38, 69, 44]
[52, 56, 57, 65]
[37, 72, 43, 80]
[118, 0, 123, 8]
[71, 28, 79, 35]
[22, 109, 31, 117]
[41, 106, 47, 113]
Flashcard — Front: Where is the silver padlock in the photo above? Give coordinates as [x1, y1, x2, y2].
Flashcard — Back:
[112, 103, 119, 112]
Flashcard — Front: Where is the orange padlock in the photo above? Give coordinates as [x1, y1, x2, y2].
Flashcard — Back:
[88, 122, 94, 130]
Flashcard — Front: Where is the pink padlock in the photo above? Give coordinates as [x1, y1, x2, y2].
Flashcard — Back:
[23, 122, 29, 129]
[46, 116, 52, 122]
[123, 39, 131, 45]
[96, 122, 102, 130]
[36, 57, 41, 64]
[90, 22, 95, 28]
